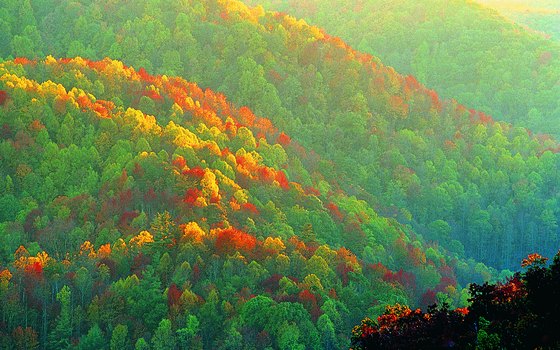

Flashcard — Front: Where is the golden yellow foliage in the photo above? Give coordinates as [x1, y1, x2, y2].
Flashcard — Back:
[0, 269, 13, 286]
[79, 241, 96, 258]
[129, 230, 154, 247]
[263, 237, 286, 254]
[166, 121, 200, 149]
[180, 222, 206, 243]
[124, 108, 162, 135]
[201, 170, 220, 200]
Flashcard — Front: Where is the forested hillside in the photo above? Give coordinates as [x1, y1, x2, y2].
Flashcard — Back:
[478, 0, 560, 40]
[244, 0, 560, 135]
[4, 0, 558, 270]
[0, 0, 559, 274]
[0, 57, 470, 349]
[0, 0, 559, 348]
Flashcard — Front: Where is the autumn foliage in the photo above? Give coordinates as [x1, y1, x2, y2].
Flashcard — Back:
[1, 0, 558, 344]
[0, 90, 7, 105]
[352, 252, 560, 349]
[214, 227, 257, 254]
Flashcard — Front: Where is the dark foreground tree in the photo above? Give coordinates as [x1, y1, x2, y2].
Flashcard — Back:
[352, 251, 560, 350]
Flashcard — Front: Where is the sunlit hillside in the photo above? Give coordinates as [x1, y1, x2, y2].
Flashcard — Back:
[477, 0, 560, 39]
[0, 0, 559, 348]
[245, 0, 560, 135]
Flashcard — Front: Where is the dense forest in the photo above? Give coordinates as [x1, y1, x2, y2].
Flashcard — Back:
[0, 56, 484, 349]
[244, 0, 560, 135]
[0, 0, 558, 271]
[0, 0, 558, 348]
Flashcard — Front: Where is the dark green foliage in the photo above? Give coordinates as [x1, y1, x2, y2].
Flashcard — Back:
[352, 252, 560, 349]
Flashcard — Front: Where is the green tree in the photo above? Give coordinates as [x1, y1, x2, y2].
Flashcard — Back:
[317, 314, 336, 350]
[151, 319, 175, 350]
[48, 286, 72, 350]
[79, 324, 105, 350]
[135, 338, 149, 350]
[110, 324, 129, 350]
[176, 315, 199, 349]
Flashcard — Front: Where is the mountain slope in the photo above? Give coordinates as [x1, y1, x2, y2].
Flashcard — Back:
[477, 0, 560, 40]
[1, 0, 559, 347]
[1, 0, 559, 270]
[244, 0, 560, 135]
[0, 56, 481, 349]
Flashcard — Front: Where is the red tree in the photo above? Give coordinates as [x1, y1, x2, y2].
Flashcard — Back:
[0, 90, 8, 105]
[215, 228, 257, 254]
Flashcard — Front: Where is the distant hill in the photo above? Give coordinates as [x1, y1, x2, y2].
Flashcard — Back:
[477, 0, 560, 40]
[244, 0, 560, 135]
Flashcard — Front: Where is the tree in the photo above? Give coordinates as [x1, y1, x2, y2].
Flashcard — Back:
[110, 324, 128, 350]
[301, 223, 317, 246]
[48, 286, 72, 350]
[135, 338, 149, 350]
[129, 266, 167, 329]
[317, 314, 336, 350]
[12, 327, 39, 350]
[277, 322, 304, 350]
[176, 315, 199, 349]
[199, 289, 223, 348]
[75, 267, 93, 307]
[151, 319, 176, 350]
[79, 324, 105, 350]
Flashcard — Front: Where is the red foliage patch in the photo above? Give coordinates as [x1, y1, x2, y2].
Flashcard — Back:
[119, 211, 139, 230]
[0, 90, 8, 106]
[275, 170, 289, 190]
[236, 155, 247, 167]
[77, 94, 93, 110]
[305, 187, 321, 196]
[337, 262, 354, 286]
[257, 166, 275, 182]
[137, 67, 156, 84]
[93, 101, 111, 118]
[299, 289, 322, 321]
[143, 89, 164, 102]
[215, 228, 257, 254]
[261, 274, 283, 293]
[24, 261, 43, 277]
[383, 269, 417, 291]
[184, 166, 205, 179]
[242, 202, 259, 215]
[172, 156, 186, 169]
[192, 264, 201, 283]
[326, 202, 344, 221]
[168, 283, 182, 307]
[238, 106, 256, 125]
[183, 188, 202, 206]
[276, 132, 291, 146]
[13, 57, 34, 65]
[420, 289, 437, 308]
